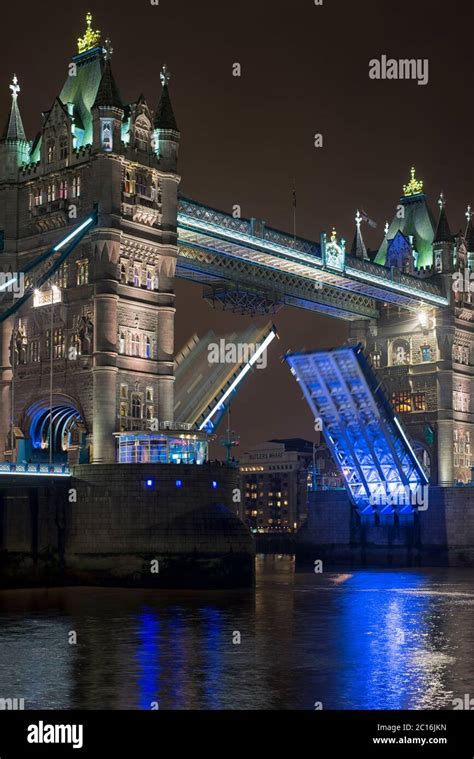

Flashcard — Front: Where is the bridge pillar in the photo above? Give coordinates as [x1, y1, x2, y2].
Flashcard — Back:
[92, 291, 119, 464]
[0, 317, 13, 460]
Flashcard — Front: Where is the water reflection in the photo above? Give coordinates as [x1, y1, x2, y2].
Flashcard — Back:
[0, 558, 473, 709]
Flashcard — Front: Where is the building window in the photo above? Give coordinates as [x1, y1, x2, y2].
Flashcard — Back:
[412, 393, 426, 411]
[72, 175, 81, 198]
[146, 387, 153, 402]
[124, 170, 135, 194]
[120, 262, 127, 284]
[76, 259, 89, 286]
[47, 139, 56, 163]
[131, 332, 140, 356]
[453, 390, 470, 413]
[136, 173, 148, 197]
[59, 180, 68, 200]
[56, 262, 68, 289]
[30, 339, 40, 363]
[34, 187, 42, 206]
[146, 270, 152, 290]
[420, 344, 431, 362]
[145, 336, 152, 359]
[47, 183, 56, 202]
[392, 339, 410, 366]
[392, 392, 412, 413]
[372, 351, 381, 369]
[120, 384, 128, 400]
[47, 328, 65, 359]
[131, 394, 142, 419]
[133, 268, 140, 287]
[119, 331, 126, 353]
[59, 136, 68, 161]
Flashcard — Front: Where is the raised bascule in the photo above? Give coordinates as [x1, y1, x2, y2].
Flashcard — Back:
[0, 14, 473, 581]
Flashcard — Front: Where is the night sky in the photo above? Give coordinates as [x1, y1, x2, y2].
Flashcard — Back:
[1, 0, 472, 452]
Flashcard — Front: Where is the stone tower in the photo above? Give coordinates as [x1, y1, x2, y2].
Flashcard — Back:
[0, 14, 181, 465]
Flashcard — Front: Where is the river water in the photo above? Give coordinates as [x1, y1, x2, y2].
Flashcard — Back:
[0, 556, 473, 710]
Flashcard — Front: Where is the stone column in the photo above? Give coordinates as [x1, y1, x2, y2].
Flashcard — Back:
[157, 306, 175, 423]
[92, 291, 118, 464]
[0, 317, 13, 459]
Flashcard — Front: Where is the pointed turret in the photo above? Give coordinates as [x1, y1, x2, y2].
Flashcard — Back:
[153, 64, 180, 171]
[350, 210, 369, 261]
[0, 75, 30, 180]
[433, 194, 455, 273]
[91, 39, 124, 153]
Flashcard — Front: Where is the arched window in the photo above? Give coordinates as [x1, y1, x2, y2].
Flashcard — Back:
[131, 332, 140, 356]
[420, 344, 431, 362]
[131, 394, 142, 419]
[145, 336, 151, 359]
[47, 139, 56, 163]
[119, 331, 125, 354]
[133, 268, 140, 287]
[120, 263, 127, 284]
[392, 339, 410, 366]
[146, 270, 152, 290]
[59, 135, 68, 161]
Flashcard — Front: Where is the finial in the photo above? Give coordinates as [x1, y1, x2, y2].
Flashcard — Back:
[403, 166, 424, 196]
[77, 12, 101, 54]
[466, 205, 472, 224]
[355, 210, 362, 229]
[160, 64, 171, 87]
[438, 192, 445, 210]
[331, 228, 337, 243]
[9, 74, 20, 100]
[384, 221, 389, 236]
[104, 38, 113, 60]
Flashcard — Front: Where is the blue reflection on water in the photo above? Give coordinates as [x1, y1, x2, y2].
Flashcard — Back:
[336, 571, 433, 709]
[136, 611, 160, 710]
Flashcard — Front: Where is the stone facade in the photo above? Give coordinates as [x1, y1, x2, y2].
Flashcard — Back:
[0, 32, 180, 465]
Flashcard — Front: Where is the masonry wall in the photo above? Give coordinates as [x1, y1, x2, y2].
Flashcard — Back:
[297, 487, 474, 567]
[0, 463, 255, 588]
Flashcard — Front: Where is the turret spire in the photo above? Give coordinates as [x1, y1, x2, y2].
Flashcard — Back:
[1, 74, 27, 142]
[92, 45, 123, 110]
[154, 64, 178, 131]
[433, 193, 453, 243]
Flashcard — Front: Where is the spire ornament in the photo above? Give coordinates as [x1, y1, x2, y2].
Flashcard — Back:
[465, 205, 472, 224]
[9, 74, 20, 100]
[104, 38, 113, 60]
[438, 192, 445, 210]
[403, 167, 424, 196]
[77, 12, 101, 54]
[160, 64, 171, 87]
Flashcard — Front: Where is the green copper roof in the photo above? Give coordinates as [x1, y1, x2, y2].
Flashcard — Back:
[59, 47, 105, 147]
[375, 193, 436, 269]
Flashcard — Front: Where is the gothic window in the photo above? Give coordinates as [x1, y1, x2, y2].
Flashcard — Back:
[392, 392, 412, 413]
[153, 272, 159, 290]
[372, 351, 381, 369]
[119, 331, 125, 353]
[412, 393, 426, 411]
[47, 183, 56, 203]
[146, 270, 152, 290]
[133, 267, 140, 287]
[120, 383, 128, 400]
[59, 136, 68, 161]
[135, 128, 148, 152]
[53, 328, 65, 359]
[136, 173, 149, 197]
[145, 336, 152, 359]
[30, 339, 40, 363]
[453, 390, 470, 413]
[34, 187, 42, 206]
[131, 394, 142, 419]
[146, 387, 153, 402]
[59, 180, 68, 200]
[124, 170, 135, 194]
[55, 263, 68, 289]
[76, 259, 89, 286]
[47, 139, 56, 163]
[392, 339, 410, 366]
[420, 344, 431, 362]
[72, 175, 81, 198]
[131, 332, 140, 356]
[120, 263, 127, 284]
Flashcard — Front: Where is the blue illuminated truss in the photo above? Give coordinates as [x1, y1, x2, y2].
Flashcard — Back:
[286, 345, 428, 515]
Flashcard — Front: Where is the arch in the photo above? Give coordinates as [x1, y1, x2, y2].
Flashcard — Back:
[22, 395, 86, 462]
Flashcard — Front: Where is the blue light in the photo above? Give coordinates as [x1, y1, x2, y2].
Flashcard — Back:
[175, 479, 182, 488]
[145, 479, 154, 489]
[212, 480, 218, 489]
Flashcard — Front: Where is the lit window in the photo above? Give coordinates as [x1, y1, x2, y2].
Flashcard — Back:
[131, 394, 142, 419]
[420, 344, 431, 362]
[59, 180, 68, 200]
[30, 339, 40, 363]
[133, 268, 140, 287]
[72, 175, 81, 198]
[145, 336, 152, 359]
[120, 263, 127, 284]
[119, 332, 125, 354]
[76, 259, 89, 286]
[412, 393, 426, 411]
[34, 187, 42, 206]
[392, 392, 412, 413]
[47, 183, 56, 202]
[47, 139, 56, 163]
[146, 270, 152, 290]
[146, 387, 153, 402]
[131, 333, 140, 356]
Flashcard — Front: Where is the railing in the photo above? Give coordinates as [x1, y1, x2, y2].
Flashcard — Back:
[0, 462, 71, 476]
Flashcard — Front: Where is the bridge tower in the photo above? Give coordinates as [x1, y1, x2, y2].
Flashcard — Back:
[0, 14, 181, 465]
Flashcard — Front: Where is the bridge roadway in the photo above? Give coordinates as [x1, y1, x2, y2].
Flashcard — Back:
[177, 198, 449, 320]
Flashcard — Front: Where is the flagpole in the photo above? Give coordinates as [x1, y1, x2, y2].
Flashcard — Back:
[292, 178, 296, 243]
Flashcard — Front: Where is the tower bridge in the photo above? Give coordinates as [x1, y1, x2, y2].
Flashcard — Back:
[0, 12, 472, 495]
